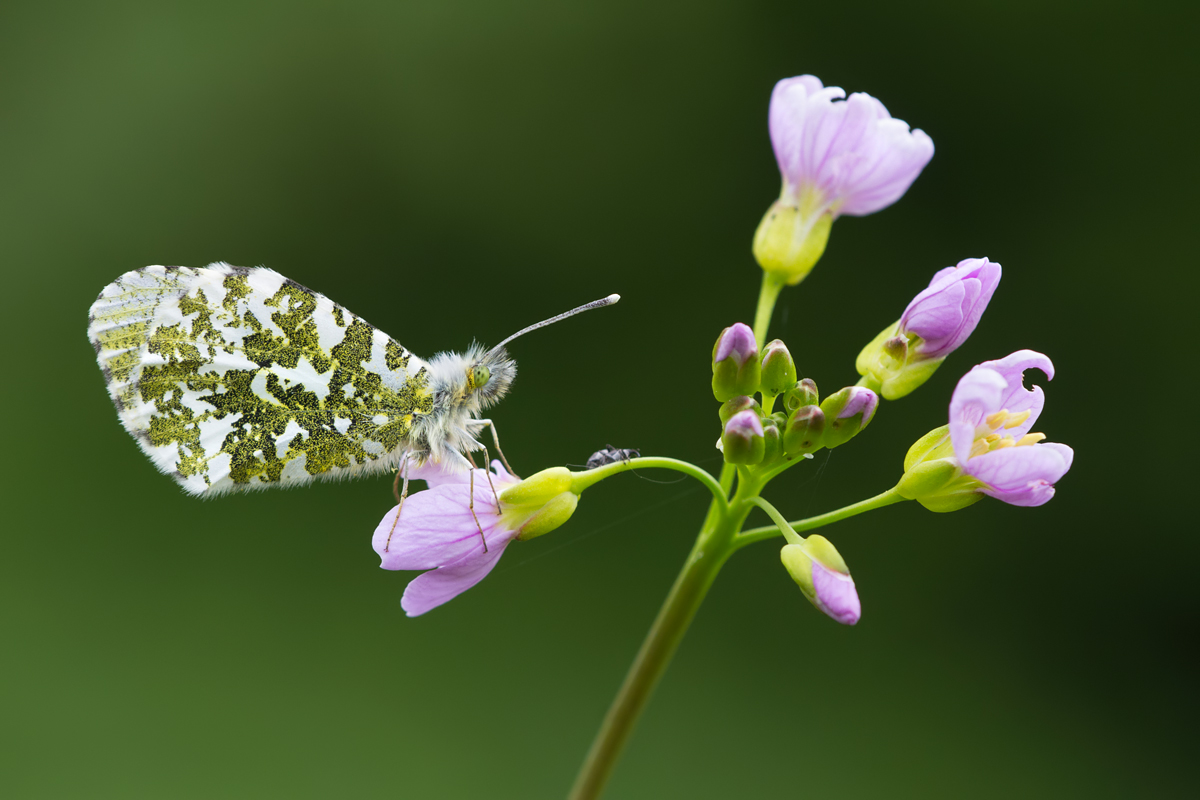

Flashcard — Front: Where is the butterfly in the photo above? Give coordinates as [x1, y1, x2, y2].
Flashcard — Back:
[87, 263, 617, 496]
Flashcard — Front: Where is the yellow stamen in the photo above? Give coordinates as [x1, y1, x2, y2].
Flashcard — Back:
[991, 438, 1016, 451]
[969, 439, 990, 458]
[984, 433, 1001, 443]
[1017, 432, 1046, 446]
[1003, 410, 1031, 429]
[985, 410, 1009, 429]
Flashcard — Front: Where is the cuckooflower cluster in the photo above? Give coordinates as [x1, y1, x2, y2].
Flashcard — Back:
[365, 73, 1076, 800]
[368, 73, 1072, 645]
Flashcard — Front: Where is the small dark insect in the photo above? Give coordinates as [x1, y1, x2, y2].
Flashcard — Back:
[586, 445, 641, 470]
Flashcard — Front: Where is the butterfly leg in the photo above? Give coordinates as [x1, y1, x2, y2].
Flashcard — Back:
[464, 450, 490, 554]
[384, 455, 412, 553]
[475, 419, 514, 475]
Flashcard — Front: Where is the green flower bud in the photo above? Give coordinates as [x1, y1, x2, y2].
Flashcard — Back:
[783, 405, 825, 456]
[719, 395, 761, 426]
[722, 410, 765, 465]
[752, 199, 833, 286]
[783, 378, 819, 414]
[759, 339, 798, 396]
[712, 323, 761, 402]
[761, 420, 783, 464]
[516, 491, 580, 540]
[820, 387, 879, 449]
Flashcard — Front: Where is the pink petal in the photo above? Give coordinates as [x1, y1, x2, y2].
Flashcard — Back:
[372, 482, 507, 571]
[811, 562, 861, 625]
[964, 442, 1073, 507]
[401, 538, 514, 617]
[949, 366, 1009, 463]
[978, 350, 1054, 435]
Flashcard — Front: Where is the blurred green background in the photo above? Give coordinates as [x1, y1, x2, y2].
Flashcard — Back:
[2, 1, 1196, 797]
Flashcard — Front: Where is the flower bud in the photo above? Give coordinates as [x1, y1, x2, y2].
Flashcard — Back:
[719, 395, 760, 426]
[516, 491, 579, 540]
[761, 419, 783, 463]
[780, 535, 860, 625]
[712, 323, 761, 402]
[857, 259, 1001, 400]
[759, 339, 797, 396]
[722, 410, 765, 465]
[498, 467, 574, 506]
[783, 378, 819, 414]
[752, 199, 833, 286]
[782, 405, 825, 456]
[820, 387, 879, 448]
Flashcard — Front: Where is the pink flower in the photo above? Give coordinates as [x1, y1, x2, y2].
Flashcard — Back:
[769, 75, 934, 220]
[899, 258, 1002, 360]
[754, 75, 934, 284]
[372, 461, 522, 617]
[949, 351, 1074, 506]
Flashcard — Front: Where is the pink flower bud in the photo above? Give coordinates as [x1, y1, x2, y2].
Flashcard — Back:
[899, 258, 1002, 359]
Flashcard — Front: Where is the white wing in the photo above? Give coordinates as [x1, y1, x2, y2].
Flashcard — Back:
[88, 263, 434, 495]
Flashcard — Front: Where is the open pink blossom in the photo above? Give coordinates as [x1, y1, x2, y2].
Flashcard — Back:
[754, 75, 935, 284]
[373, 461, 521, 617]
[769, 75, 934, 220]
[949, 351, 1074, 506]
[899, 258, 1002, 360]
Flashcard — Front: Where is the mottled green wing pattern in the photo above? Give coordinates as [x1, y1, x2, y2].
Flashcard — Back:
[87, 263, 434, 495]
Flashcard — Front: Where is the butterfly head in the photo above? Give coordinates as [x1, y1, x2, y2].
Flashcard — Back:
[464, 346, 516, 409]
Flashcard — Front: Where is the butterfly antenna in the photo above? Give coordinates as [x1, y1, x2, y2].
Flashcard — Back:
[489, 294, 620, 355]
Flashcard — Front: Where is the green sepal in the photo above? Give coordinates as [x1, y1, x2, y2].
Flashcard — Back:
[895, 454, 985, 513]
[722, 425, 765, 466]
[515, 491, 579, 540]
[719, 395, 760, 426]
[783, 378, 819, 414]
[820, 388, 875, 449]
[856, 320, 946, 400]
[903, 425, 953, 471]
[761, 421, 783, 464]
[881, 357, 944, 400]
[783, 405, 825, 455]
[781, 535, 850, 606]
[712, 359, 761, 403]
[499, 467, 573, 506]
[752, 201, 833, 286]
[759, 339, 798, 396]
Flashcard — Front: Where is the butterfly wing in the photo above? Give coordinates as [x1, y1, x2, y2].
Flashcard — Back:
[88, 263, 434, 495]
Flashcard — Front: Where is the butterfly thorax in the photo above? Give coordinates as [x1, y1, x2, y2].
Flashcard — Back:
[410, 344, 516, 469]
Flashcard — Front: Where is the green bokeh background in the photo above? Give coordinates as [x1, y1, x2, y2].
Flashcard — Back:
[2, 1, 1196, 797]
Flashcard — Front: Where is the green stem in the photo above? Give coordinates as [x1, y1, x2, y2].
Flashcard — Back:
[571, 457, 727, 512]
[570, 267, 788, 799]
[746, 496, 802, 544]
[568, 479, 757, 800]
[753, 271, 786, 345]
[734, 487, 907, 550]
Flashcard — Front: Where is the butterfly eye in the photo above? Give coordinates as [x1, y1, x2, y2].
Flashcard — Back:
[469, 365, 491, 391]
